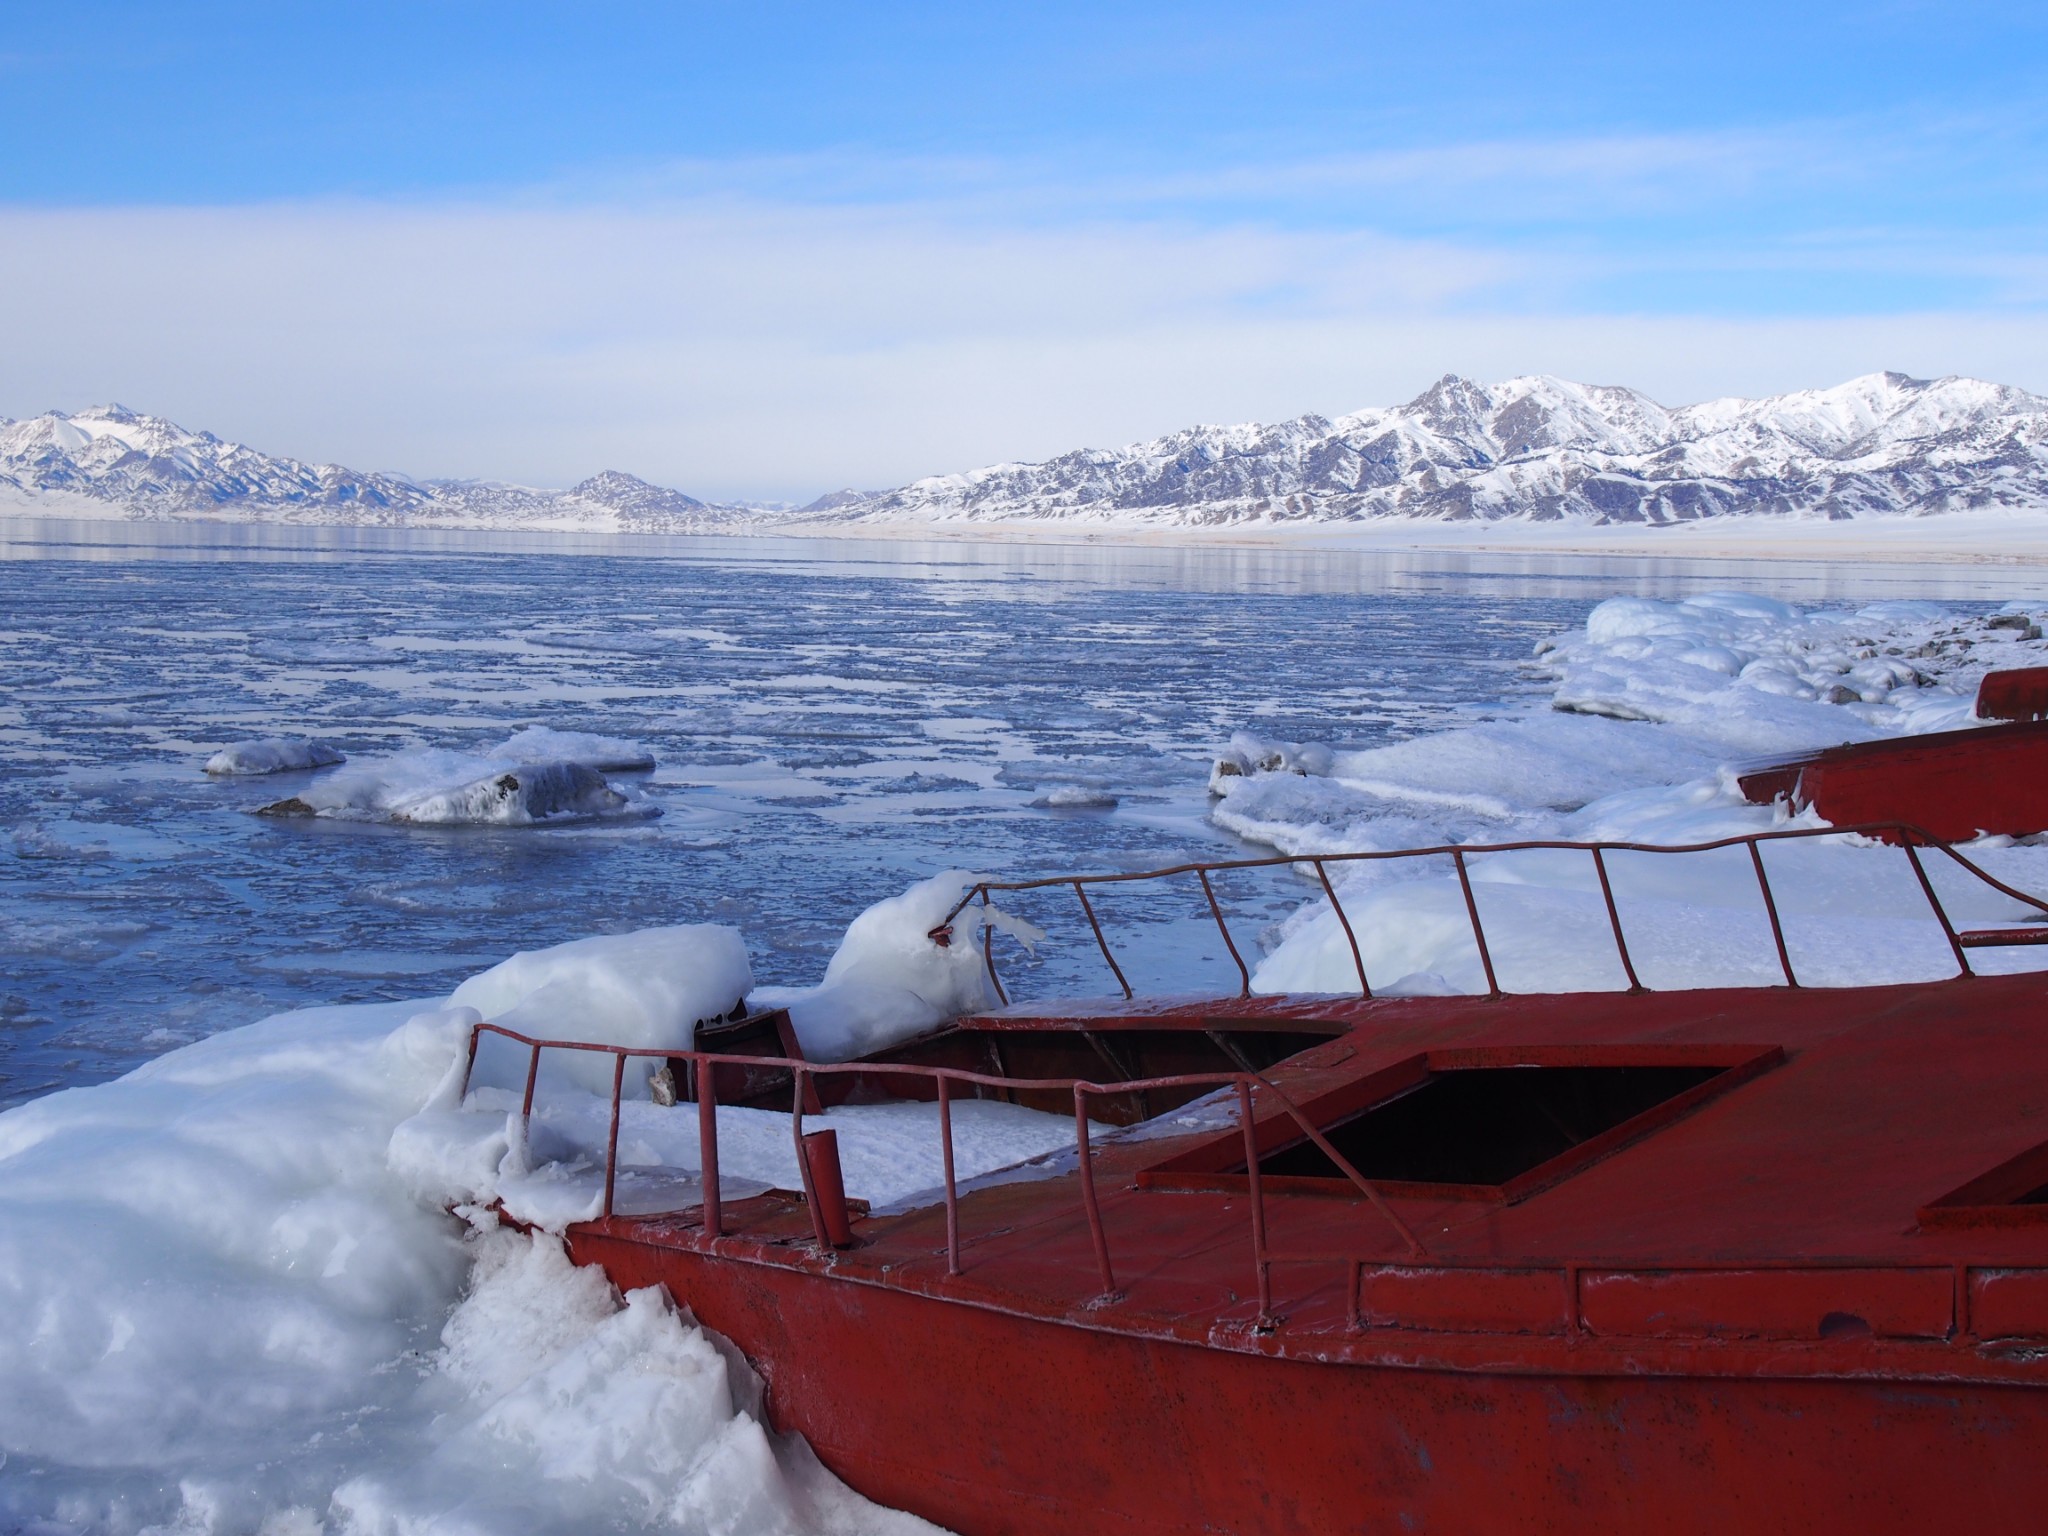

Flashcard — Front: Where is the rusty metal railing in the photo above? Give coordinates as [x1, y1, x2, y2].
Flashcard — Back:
[931, 821, 2048, 1004]
[459, 1021, 1427, 1323]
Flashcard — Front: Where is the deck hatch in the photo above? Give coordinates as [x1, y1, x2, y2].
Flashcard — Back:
[1141, 1044, 1782, 1204]
[1919, 1139, 2048, 1230]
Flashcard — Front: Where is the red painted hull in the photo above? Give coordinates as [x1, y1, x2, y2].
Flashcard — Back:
[574, 1235, 2048, 1535]
[1737, 718, 2048, 841]
[528, 976, 2048, 1533]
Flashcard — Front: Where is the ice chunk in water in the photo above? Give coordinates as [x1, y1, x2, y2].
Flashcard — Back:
[260, 747, 653, 826]
[204, 735, 347, 775]
[488, 725, 658, 773]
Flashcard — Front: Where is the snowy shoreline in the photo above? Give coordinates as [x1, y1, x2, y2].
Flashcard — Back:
[13, 502, 2048, 568]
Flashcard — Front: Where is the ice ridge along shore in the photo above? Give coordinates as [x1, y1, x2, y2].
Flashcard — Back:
[1209, 593, 2048, 996]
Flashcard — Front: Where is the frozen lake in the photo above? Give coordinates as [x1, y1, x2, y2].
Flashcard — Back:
[2, 515, 2038, 1109]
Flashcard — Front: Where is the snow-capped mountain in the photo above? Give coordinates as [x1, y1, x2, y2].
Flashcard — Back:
[810, 372, 2048, 527]
[6, 373, 2046, 533]
[0, 404, 758, 531]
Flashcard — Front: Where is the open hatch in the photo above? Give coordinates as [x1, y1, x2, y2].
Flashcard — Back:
[1142, 1043, 1784, 1204]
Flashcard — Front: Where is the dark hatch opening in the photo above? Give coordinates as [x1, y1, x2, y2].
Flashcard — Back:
[1258, 1064, 1726, 1188]
[1920, 1138, 2048, 1228]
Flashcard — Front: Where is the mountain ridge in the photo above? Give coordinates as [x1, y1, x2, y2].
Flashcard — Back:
[811, 371, 2048, 527]
[4, 371, 2044, 532]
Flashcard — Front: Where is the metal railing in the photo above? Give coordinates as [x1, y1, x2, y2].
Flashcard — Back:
[931, 821, 2048, 1004]
[459, 1020, 1429, 1323]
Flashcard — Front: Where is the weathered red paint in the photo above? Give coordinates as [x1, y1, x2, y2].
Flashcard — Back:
[1738, 717, 2048, 840]
[1977, 664, 2048, 721]
[555, 973, 2048, 1535]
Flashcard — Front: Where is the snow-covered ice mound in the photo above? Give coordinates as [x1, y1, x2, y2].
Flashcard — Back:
[259, 746, 656, 826]
[0, 891, 1072, 1532]
[204, 734, 347, 775]
[752, 872, 1044, 1061]
[489, 725, 658, 773]
[0, 995, 946, 1534]
[1204, 594, 2048, 998]
[457, 924, 754, 1099]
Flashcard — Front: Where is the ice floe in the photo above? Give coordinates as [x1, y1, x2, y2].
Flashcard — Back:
[1030, 783, 1120, 809]
[259, 746, 655, 826]
[489, 725, 658, 773]
[204, 734, 348, 775]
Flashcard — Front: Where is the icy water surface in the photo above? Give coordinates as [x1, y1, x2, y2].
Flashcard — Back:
[3, 518, 2037, 1107]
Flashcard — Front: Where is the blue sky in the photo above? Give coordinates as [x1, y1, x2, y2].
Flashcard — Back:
[1, 2, 2043, 497]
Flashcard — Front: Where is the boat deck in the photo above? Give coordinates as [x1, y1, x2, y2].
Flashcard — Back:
[569, 973, 2048, 1385]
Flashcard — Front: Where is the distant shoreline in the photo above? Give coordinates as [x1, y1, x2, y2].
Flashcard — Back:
[7, 503, 2048, 568]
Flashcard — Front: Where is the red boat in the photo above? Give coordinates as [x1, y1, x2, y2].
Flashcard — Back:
[1738, 664, 2048, 841]
[465, 822, 2048, 1535]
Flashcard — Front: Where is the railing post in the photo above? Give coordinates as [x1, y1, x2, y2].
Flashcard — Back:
[1237, 1079, 1273, 1323]
[1199, 868, 1251, 997]
[1451, 849, 1501, 997]
[1902, 836, 1973, 977]
[696, 1052, 722, 1239]
[1313, 860, 1370, 998]
[938, 1074, 961, 1276]
[1073, 880, 1132, 1000]
[1747, 840, 1799, 987]
[602, 1051, 626, 1221]
[1073, 1086, 1117, 1298]
[521, 1041, 542, 1119]
[1590, 846, 1644, 992]
[980, 887, 1009, 1006]
[460, 1022, 483, 1100]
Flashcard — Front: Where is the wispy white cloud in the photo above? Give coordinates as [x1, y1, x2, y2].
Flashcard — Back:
[0, 157, 2041, 500]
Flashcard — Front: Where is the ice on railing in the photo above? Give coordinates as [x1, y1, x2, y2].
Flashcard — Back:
[754, 870, 1045, 1061]
[395, 1073, 1089, 1234]
[453, 924, 754, 1098]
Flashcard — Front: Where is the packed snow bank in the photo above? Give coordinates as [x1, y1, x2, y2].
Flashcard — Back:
[1538, 593, 1995, 733]
[753, 873, 1046, 1060]
[455, 925, 754, 1099]
[0, 971, 971, 1531]
[259, 746, 655, 826]
[332, 1221, 936, 1536]
[490, 726, 658, 773]
[204, 734, 347, 775]
[1206, 594, 2048, 997]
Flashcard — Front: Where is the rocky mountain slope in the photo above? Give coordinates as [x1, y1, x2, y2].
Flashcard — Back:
[810, 372, 2048, 527]
[0, 405, 758, 531]
[5, 373, 2045, 532]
